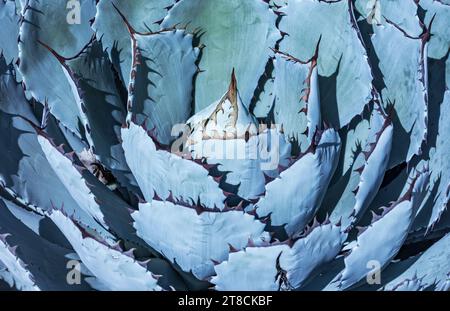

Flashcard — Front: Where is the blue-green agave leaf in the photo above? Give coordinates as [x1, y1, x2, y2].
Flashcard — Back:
[61, 40, 139, 194]
[0, 233, 39, 291]
[0, 198, 92, 290]
[91, 0, 174, 86]
[382, 232, 450, 291]
[327, 103, 392, 228]
[355, 0, 422, 36]
[0, 67, 113, 243]
[211, 222, 345, 291]
[132, 201, 269, 280]
[256, 128, 341, 236]
[278, 0, 373, 128]
[270, 49, 321, 146]
[185, 73, 291, 200]
[49, 209, 162, 291]
[324, 116, 370, 228]
[351, 104, 393, 221]
[18, 0, 96, 137]
[0, 0, 20, 65]
[126, 27, 199, 145]
[161, 0, 281, 112]
[121, 122, 226, 209]
[419, 0, 450, 59]
[371, 19, 429, 166]
[333, 167, 430, 290]
[426, 90, 450, 230]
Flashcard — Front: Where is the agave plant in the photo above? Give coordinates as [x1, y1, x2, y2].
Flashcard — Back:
[0, 0, 449, 291]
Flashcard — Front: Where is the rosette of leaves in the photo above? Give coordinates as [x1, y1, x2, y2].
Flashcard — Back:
[0, 0, 449, 291]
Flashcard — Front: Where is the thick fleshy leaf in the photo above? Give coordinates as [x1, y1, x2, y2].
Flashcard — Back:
[355, 0, 422, 36]
[0, 58, 34, 119]
[402, 92, 450, 236]
[371, 20, 428, 166]
[419, 0, 450, 59]
[132, 201, 269, 280]
[121, 122, 226, 209]
[37, 135, 111, 236]
[35, 129, 148, 250]
[161, 0, 280, 111]
[18, 0, 96, 136]
[63, 40, 139, 193]
[186, 73, 291, 200]
[256, 128, 341, 236]
[0, 68, 113, 242]
[2, 196, 43, 235]
[49, 210, 162, 291]
[364, 56, 448, 238]
[325, 104, 393, 229]
[351, 105, 393, 221]
[382, 233, 450, 291]
[211, 222, 345, 291]
[387, 275, 427, 291]
[270, 51, 321, 146]
[426, 90, 450, 230]
[0, 234, 39, 291]
[323, 115, 370, 228]
[0, 0, 20, 65]
[333, 167, 430, 290]
[0, 198, 92, 290]
[278, 0, 372, 128]
[128, 28, 199, 145]
[91, 0, 174, 86]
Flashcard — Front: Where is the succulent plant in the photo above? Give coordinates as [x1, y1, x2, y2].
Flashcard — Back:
[0, 0, 449, 291]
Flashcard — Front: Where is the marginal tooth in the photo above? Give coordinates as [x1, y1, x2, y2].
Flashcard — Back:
[123, 248, 136, 258]
[370, 210, 382, 223]
[0, 233, 11, 242]
[362, 150, 371, 160]
[247, 238, 256, 248]
[137, 259, 151, 268]
[354, 165, 364, 174]
[235, 200, 244, 211]
[151, 273, 162, 280]
[228, 243, 239, 253]
[210, 259, 221, 265]
[356, 226, 368, 236]
[8, 245, 18, 255]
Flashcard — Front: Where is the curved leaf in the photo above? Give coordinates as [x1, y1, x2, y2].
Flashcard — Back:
[383, 232, 450, 291]
[128, 28, 199, 145]
[161, 0, 280, 111]
[49, 210, 162, 291]
[256, 128, 341, 236]
[18, 0, 96, 136]
[371, 19, 428, 166]
[334, 167, 430, 290]
[211, 222, 345, 291]
[0, 198, 92, 290]
[278, 0, 372, 128]
[121, 122, 226, 209]
[186, 73, 291, 200]
[132, 201, 269, 280]
[91, 0, 174, 85]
